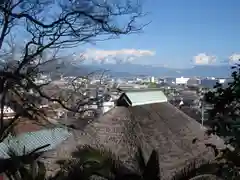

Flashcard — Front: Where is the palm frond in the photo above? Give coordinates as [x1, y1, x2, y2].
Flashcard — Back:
[73, 145, 122, 176]
[54, 145, 123, 180]
[0, 145, 48, 180]
[220, 148, 240, 166]
[34, 161, 47, 180]
[72, 145, 120, 167]
[142, 150, 160, 180]
[135, 147, 146, 173]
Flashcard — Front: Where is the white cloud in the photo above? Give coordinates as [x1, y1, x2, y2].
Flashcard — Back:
[193, 53, 216, 65]
[81, 48, 155, 64]
[229, 53, 240, 63]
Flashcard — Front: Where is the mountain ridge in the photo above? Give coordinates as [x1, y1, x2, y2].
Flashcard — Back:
[44, 62, 233, 78]
[83, 64, 232, 78]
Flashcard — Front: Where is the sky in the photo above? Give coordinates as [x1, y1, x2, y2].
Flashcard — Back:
[79, 0, 240, 68]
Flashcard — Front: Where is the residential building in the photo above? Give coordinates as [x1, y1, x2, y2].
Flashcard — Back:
[175, 77, 189, 85]
[200, 78, 218, 89]
[218, 78, 226, 84]
[0, 106, 15, 120]
[187, 77, 201, 86]
[164, 77, 176, 84]
[150, 76, 155, 83]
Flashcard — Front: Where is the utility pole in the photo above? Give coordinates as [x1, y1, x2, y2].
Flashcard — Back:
[200, 89, 205, 128]
[201, 99, 204, 127]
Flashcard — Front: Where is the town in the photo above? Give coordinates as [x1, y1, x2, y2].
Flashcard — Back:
[0, 0, 239, 179]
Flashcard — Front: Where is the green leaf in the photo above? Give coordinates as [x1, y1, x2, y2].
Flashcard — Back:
[36, 161, 46, 180]
[172, 161, 223, 180]
[18, 166, 33, 180]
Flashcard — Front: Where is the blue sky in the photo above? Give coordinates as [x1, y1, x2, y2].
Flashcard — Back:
[80, 0, 240, 68]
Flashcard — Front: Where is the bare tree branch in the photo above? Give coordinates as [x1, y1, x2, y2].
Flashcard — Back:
[0, 0, 145, 140]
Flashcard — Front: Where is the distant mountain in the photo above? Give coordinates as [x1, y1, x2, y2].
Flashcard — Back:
[174, 65, 232, 78]
[84, 64, 232, 78]
[42, 62, 233, 78]
[41, 62, 94, 77]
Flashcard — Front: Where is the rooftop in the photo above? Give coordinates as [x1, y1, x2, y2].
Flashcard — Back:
[117, 89, 168, 106]
[85, 102, 224, 179]
[44, 102, 224, 180]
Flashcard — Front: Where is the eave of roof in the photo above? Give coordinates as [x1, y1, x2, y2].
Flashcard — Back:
[119, 90, 168, 106]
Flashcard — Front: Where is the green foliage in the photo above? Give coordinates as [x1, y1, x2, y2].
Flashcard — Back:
[53, 145, 122, 180]
[172, 161, 222, 180]
[15, 161, 47, 180]
[205, 63, 240, 147]
[202, 61, 240, 179]
[4, 144, 238, 180]
[1, 145, 49, 180]
[147, 82, 157, 88]
[52, 145, 160, 180]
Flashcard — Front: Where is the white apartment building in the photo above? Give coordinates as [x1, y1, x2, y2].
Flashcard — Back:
[175, 77, 189, 85]
[0, 106, 15, 119]
[101, 101, 115, 114]
[218, 79, 226, 84]
[150, 76, 155, 83]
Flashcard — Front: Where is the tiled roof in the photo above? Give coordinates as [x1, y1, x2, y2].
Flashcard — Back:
[0, 128, 71, 158]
